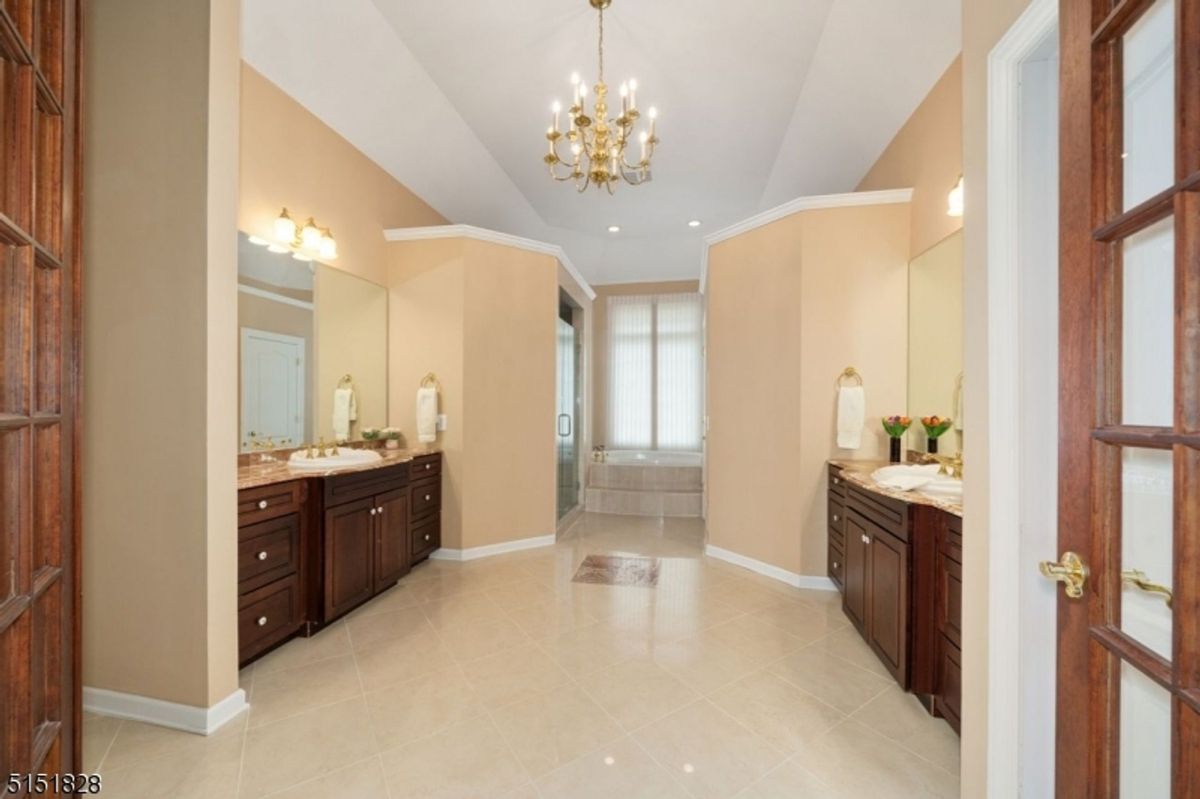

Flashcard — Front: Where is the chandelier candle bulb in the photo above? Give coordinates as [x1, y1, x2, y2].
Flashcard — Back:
[629, 78, 637, 108]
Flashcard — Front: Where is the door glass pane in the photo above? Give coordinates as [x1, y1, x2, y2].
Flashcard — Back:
[1121, 447, 1173, 661]
[1122, 217, 1174, 427]
[557, 317, 578, 520]
[1122, 0, 1175, 210]
[1119, 661, 1171, 798]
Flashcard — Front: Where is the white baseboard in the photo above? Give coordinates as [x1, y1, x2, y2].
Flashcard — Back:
[83, 686, 248, 735]
[429, 533, 556, 562]
[704, 545, 837, 592]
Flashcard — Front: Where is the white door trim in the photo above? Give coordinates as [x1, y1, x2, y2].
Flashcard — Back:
[985, 0, 1059, 794]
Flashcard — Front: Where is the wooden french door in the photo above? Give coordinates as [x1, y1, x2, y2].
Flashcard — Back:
[0, 0, 83, 791]
[1052, 0, 1200, 794]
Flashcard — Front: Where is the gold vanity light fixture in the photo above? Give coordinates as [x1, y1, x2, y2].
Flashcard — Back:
[251, 207, 340, 261]
[947, 176, 965, 218]
[544, 0, 660, 193]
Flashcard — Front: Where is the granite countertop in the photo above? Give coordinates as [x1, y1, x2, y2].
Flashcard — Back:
[829, 459, 963, 518]
[238, 447, 440, 490]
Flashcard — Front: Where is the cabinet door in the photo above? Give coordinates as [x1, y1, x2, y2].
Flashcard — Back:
[867, 525, 909, 686]
[324, 498, 375, 619]
[843, 512, 869, 631]
[374, 488, 410, 591]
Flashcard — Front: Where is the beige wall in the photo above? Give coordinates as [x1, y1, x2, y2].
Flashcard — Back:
[961, 1, 1034, 794]
[591, 280, 701, 448]
[83, 0, 240, 708]
[388, 237, 579, 551]
[908, 230, 964, 453]
[858, 57, 964, 260]
[239, 64, 446, 286]
[314, 267, 389, 442]
[707, 201, 910, 576]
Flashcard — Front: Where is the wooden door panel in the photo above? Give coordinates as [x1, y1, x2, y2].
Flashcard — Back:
[868, 527, 908, 684]
[324, 500, 375, 621]
[843, 512, 868, 631]
[374, 488, 409, 590]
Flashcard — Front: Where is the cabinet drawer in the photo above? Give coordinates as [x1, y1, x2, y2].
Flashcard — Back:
[239, 481, 304, 525]
[324, 463, 409, 507]
[411, 477, 441, 521]
[411, 514, 440, 563]
[828, 539, 845, 589]
[828, 466, 848, 500]
[238, 514, 301, 595]
[239, 575, 301, 663]
[828, 497, 846, 548]
[846, 483, 909, 542]
[412, 453, 441, 479]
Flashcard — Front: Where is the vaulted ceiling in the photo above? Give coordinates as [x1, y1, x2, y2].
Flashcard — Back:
[242, 0, 960, 285]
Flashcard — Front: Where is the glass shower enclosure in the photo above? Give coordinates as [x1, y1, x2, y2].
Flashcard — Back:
[556, 311, 580, 521]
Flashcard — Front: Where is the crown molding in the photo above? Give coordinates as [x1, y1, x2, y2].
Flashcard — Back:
[383, 224, 596, 300]
[698, 188, 914, 292]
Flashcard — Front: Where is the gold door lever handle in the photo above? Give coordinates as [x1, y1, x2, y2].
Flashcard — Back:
[1039, 551, 1088, 599]
[1121, 570, 1173, 609]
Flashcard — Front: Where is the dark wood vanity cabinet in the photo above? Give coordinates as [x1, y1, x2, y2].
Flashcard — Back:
[827, 463, 960, 733]
[236, 451, 443, 666]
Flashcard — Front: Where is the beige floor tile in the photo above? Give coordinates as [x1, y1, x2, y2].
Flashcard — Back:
[789, 720, 959, 799]
[438, 615, 531, 663]
[240, 697, 378, 799]
[576, 658, 699, 732]
[262, 757, 389, 799]
[81, 713, 122, 772]
[704, 615, 809, 665]
[750, 599, 851, 644]
[552, 581, 656, 620]
[347, 582, 421, 618]
[248, 654, 362, 728]
[850, 687, 961, 775]
[365, 670, 486, 751]
[346, 606, 432, 651]
[354, 627, 458, 693]
[484, 579, 561, 611]
[241, 664, 257, 703]
[458, 642, 574, 710]
[634, 700, 786, 799]
[767, 647, 893, 715]
[811, 625, 892, 679]
[535, 736, 691, 799]
[537, 622, 646, 678]
[96, 735, 243, 799]
[503, 598, 598, 639]
[705, 578, 786, 614]
[652, 631, 761, 694]
[419, 591, 508, 631]
[489, 684, 624, 779]
[253, 624, 352, 676]
[381, 716, 528, 799]
[735, 760, 841, 799]
[405, 571, 487, 602]
[100, 713, 246, 772]
[709, 670, 845, 755]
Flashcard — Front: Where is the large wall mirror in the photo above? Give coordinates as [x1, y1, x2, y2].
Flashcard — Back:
[908, 230, 964, 454]
[238, 232, 388, 451]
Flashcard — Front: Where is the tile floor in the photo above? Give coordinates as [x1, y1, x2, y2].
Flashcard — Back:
[83, 513, 960, 798]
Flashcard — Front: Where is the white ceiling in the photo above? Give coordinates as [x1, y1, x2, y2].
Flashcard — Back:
[242, 0, 960, 285]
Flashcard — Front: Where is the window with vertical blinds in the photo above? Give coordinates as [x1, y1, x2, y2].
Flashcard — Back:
[607, 293, 703, 451]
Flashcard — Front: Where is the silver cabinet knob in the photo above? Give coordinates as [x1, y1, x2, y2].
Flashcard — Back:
[862, 534, 870, 545]
[257, 551, 268, 561]
[424, 534, 431, 542]
[377, 507, 384, 515]
[833, 561, 839, 569]
[833, 477, 840, 485]
[257, 616, 268, 627]
[370, 508, 377, 516]
[832, 514, 840, 522]
[424, 494, 431, 501]
[258, 500, 268, 510]
[425, 463, 432, 470]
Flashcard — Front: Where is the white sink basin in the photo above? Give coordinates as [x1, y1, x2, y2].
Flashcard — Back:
[287, 447, 383, 471]
[870, 463, 962, 501]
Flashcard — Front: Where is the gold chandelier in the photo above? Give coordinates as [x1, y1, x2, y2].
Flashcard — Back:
[544, 0, 659, 193]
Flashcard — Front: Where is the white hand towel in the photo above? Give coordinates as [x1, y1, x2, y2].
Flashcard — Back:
[836, 386, 866, 449]
[416, 386, 438, 444]
[333, 387, 355, 443]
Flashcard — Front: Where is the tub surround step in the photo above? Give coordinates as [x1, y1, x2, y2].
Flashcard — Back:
[585, 487, 702, 517]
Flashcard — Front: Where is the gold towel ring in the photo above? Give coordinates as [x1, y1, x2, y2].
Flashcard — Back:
[420, 372, 441, 390]
[337, 373, 353, 388]
[836, 367, 863, 388]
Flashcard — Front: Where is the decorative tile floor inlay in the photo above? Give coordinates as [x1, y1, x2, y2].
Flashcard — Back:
[572, 554, 661, 588]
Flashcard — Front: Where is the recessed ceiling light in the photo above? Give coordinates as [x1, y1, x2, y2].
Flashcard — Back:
[688, 220, 702, 228]
[608, 225, 621, 233]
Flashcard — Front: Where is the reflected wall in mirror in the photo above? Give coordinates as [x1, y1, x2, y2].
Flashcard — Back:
[237, 232, 388, 451]
[908, 230, 964, 454]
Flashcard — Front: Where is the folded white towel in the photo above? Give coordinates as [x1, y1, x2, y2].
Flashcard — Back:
[332, 387, 357, 443]
[416, 386, 438, 444]
[836, 386, 866, 449]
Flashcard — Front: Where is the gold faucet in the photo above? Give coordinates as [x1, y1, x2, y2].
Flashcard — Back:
[932, 452, 964, 479]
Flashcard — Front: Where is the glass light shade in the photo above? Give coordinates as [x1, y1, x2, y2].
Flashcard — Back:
[274, 210, 297, 243]
[267, 244, 289, 254]
[247, 235, 270, 246]
[300, 219, 322, 250]
[947, 176, 965, 217]
[291, 251, 313, 262]
[318, 233, 338, 260]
